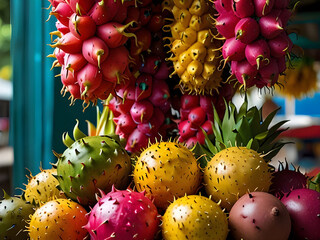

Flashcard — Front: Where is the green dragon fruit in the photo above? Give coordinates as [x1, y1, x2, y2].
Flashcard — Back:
[84, 187, 160, 239]
[0, 190, 35, 239]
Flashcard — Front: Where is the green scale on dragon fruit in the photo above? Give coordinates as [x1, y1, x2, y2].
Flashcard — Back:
[214, 0, 294, 89]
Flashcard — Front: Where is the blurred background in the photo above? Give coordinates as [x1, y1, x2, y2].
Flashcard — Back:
[0, 0, 319, 198]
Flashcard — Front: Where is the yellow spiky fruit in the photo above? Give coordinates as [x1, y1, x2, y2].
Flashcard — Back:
[162, 195, 228, 240]
[133, 141, 202, 210]
[165, 0, 223, 95]
[204, 147, 272, 211]
[24, 168, 66, 206]
[276, 58, 318, 99]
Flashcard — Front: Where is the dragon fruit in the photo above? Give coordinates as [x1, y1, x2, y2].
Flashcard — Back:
[109, 60, 172, 154]
[214, 0, 294, 89]
[54, 121, 132, 206]
[84, 187, 160, 240]
[176, 81, 236, 148]
[28, 198, 88, 239]
[164, 0, 224, 95]
[133, 141, 202, 210]
[0, 191, 35, 240]
[281, 188, 320, 240]
[229, 192, 291, 240]
[47, 0, 136, 105]
[269, 160, 308, 198]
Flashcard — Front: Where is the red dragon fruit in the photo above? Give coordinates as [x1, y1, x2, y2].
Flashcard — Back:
[269, 160, 308, 198]
[47, 0, 136, 105]
[109, 70, 172, 154]
[107, 1, 174, 154]
[84, 187, 160, 240]
[176, 82, 236, 148]
[214, 0, 294, 89]
[281, 188, 320, 240]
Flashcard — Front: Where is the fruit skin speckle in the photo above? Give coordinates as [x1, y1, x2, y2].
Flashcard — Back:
[133, 141, 202, 210]
[162, 195, 228, 240]
[204, 147, 272, 211]
[229, 191, 291, 240]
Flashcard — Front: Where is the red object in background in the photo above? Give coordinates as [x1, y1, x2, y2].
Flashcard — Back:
[280, 125, 320, 140]
[306, 167, 320, 178]
[0, 118, 9, 131]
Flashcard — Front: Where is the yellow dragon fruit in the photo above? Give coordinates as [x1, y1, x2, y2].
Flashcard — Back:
[164, 0, 224, 95]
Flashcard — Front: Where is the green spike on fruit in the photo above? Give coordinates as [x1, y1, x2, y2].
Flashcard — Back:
[73, 119, 87, 140]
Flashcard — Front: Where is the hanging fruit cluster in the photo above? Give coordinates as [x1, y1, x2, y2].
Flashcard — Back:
[276, 57, 319, 99]
[48, 0, 140, 105]
[164, 0, 225, 95]
[214, 0, 294, 89]
[4, 0, 320, 239]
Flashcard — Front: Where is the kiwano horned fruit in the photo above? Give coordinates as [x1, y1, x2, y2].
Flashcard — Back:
[281, 188, 320, 240]
[162, 195, 228, 240]
[133, 141, 202, 210]
[229, 192, 291, 240]
[28, 198, 88, 239]
[269, 160, 308, 198]
[204, 147, 272, 211]
[214, 0, 294, 89]
[0, 191, 35, 240]
[24, 168, 65, 206]
[164, 0, 224, 95]
[55, 135, 132, 206]
[84, 187, 160, 240]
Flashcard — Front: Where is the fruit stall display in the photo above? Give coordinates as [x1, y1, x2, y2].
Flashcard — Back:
[1, 0, 320, 239]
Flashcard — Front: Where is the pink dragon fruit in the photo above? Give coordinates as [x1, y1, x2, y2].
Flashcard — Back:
[84, 187, 160, 240]
[176, 82, 236, 148]
[106, 0, 172, 154]
[109, 69, 172, 154]
[47, 0, 137, 105]
[281, 188, 320, 240]
[214, 0, 294, 89]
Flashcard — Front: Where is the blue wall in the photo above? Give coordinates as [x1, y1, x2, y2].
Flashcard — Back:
[10, 0, 96, 194]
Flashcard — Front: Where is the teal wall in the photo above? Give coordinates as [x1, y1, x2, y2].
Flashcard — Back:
[10, 0, 96, 194]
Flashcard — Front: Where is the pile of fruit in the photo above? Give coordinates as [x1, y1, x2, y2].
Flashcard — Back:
[2, 0, 320, 239]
